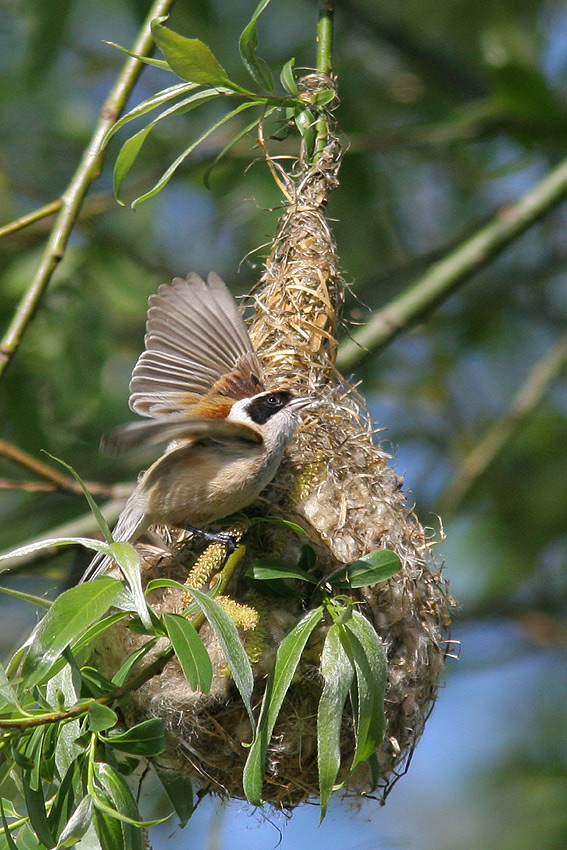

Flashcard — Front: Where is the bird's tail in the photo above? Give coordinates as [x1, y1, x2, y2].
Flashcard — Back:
[80, 497, 146, 583]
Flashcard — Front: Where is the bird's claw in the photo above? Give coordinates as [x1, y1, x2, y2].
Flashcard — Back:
[183, 525, 238, 553]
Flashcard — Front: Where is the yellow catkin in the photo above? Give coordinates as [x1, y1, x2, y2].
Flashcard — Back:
[243, 593, 268, 664]
[181, 524, 247, 607]
[215, 596, 259, 631]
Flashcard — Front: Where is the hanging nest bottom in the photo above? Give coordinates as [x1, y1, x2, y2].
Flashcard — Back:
[93, 381, 452, 809]
[94, 134, 453, 810]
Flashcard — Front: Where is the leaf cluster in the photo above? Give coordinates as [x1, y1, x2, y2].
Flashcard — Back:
[0, 463, 401, 845]
[105, 2, 336, 206]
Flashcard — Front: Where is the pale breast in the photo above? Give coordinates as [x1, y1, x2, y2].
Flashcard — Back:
[143, 438, 271, 528]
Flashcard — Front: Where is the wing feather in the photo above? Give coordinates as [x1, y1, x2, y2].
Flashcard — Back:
[103, 416, 262, 454]
[130, 272, 265, 417]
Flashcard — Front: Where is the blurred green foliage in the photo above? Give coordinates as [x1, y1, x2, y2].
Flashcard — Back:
[1, 0, 566, 847]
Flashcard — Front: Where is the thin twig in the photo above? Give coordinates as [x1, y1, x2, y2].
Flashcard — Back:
[438, 332, 567, 513]
[0, 438, 126, 497]
[313, 0, 335, 161]
[0, 190, 123, 247]
[0, 0, 177, 379]
[0, 649, 173, 729]
[337, 155, 567, 371]
[316, 0, 334, 76]
[0, 200, 62, 239]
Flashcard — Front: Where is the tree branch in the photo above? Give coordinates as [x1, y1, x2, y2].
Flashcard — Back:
[337, 155, 567, 371]
[0, 438, 129, 498]
[0, 200, 62, 240]
[0, 0, 177, 380]
[438, 332, 567, 513]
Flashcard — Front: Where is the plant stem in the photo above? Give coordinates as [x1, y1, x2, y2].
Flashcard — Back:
[337, 154, 567, 371]
[316, 0, 334, 76]
[0, 649, 173, 730]
[438, 332, 567, 513]
[0, 0, 177, 380]
[0, 200, 62, 239]
[313, 0, 335, 161]
[0, 438, 124, 497]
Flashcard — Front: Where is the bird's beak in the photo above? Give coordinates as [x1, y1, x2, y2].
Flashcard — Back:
[288, 396, 317, 412]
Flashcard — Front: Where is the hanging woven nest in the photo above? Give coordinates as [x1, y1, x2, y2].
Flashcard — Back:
[94, 76, 453, 809]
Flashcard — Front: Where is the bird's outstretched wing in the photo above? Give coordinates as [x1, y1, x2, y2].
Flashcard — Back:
[129, 272, 265, 417]
[102, 416, 262, 454]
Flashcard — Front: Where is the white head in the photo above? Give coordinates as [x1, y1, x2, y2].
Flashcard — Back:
[227, 390, 312, 456]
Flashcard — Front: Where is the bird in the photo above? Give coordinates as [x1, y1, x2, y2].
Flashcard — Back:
[81, 272, 312, 582]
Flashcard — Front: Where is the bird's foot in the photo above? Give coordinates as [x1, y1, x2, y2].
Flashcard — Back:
[183, 525, 238, 553]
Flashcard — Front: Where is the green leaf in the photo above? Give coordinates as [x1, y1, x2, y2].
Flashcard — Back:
[317, 624, 354, 819]
[23, 774, 55, 849]
[175, 586, 255, 731]
[27, 725, 48, 790]
[249, 516, 307, 536]
[0, 660, 22, 712]
[0, 585, 52, 609]
[55, 794, 93, 848]
[239, 0, 275, 92]
[280, 58, 299, 96]
[93, 762, 153, 843]
[367, 751, 381, 792]
[47, 754, 83, 839]
[79, 666, 116, 697]
[91, 765, 168, 829]
[298, 544, 317, 571]
[113, 85, 227, 201]
[243, 606, 324, 804]
[21, 577, 122, 689]
[131, 100, 260, 207]
[0, 797, 19, 850]
[332, 549, 402, 588]
[113, 124, 153, 203]
[46, 667, 83, 778]
[247, 557, 318, 584]
[32, 611, 130, 692]
[341, 613, 387, 770]
[163, 613, 212, 692]
[103, 82, 198, 146]
[111, 638, 159, 687]
[246, 577, 300, 598]
[44, 453, 113, 543]
[102, 718, 166, 757]
[88, 703, 118, 733]
[92, 800, 125, 850]
[152, 763, 194, 827]
[294, 107, 316, 156]
[312, 89, 336, 106]
[103, 40, 172, 70]
[0, 536, 115, 567]
[109, 542, 151, 629]
[151, 18, 230, 86]
[203, 109, 272, 189]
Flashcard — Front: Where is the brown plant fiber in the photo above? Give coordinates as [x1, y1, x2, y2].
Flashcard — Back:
[95, 93, 452, 808]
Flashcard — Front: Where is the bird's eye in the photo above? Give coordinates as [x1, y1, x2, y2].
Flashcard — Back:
[265, 394, 280, 406]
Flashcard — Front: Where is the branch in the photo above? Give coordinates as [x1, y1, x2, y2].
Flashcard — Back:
[0, 438, 128, 498]
[0, 649, 172, 729]
[316, 0, 334, 76]
[438, 332, 567, 513]
[0, 200, 62, 240]
[337, 155, 567, 371]
[0, 0, 177, 379]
